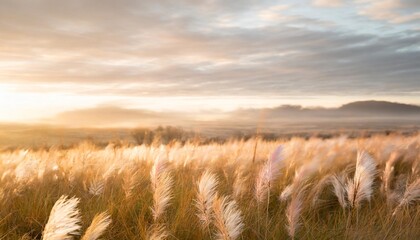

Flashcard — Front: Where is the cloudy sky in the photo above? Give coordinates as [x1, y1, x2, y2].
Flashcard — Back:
[0, 0, 419, 123]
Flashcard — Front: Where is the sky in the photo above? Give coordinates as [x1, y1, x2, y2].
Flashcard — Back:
[0, 0, 419, 123]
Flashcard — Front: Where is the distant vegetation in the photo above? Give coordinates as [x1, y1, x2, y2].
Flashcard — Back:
[131, 126, 194, 145]
[130, 126, 283, 146]
[0, 123, 418, 150]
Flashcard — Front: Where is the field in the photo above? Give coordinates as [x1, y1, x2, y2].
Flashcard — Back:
[0, 133, 419, 239]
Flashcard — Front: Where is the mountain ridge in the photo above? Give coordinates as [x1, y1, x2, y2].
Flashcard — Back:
[338, 100, 420, 113]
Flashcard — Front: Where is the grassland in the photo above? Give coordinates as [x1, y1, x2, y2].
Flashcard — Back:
[0, 133, 419, 239]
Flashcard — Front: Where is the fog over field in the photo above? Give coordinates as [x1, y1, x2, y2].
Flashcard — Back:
[45, 100, 420, 127]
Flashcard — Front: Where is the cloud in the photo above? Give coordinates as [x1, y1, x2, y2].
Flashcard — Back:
[313, 0, 344, 8]
[0, 0, 419, 101]
[258, 4, 292, 23]
[358, 0, 420, 23]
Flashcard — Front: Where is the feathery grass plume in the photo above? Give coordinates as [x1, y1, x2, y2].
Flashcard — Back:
[412, 160, 419, 178]
[88, 179, 105, 196]
[151, 172, 173, 221]
[42, 195, 81, 240]
[148, 225, 169, 240]
[279, 185, 293, 202]
[280, 161, 318, 202]
[346, 151, 377, 208]
[195, 171, 218, 229]
[81, 211, 112, 240]
[382, 152, 399, 197]
[212, 195, 244, 240]
[386, 173, 408, 205]
[150, 154, 173, 221]
[310, 174, 332, 207]
[286, 184, 306, 239]
[122, 170, 139, 199]
[255, 146, 284, 203]
[150, 154, 167, 190]
[392, 179, 420, 216]
[233, 171, 247, 199]
[331, 173, 348, 209]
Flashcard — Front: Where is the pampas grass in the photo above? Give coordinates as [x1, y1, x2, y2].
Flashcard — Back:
[232, 169, 247, 199]
[310, 174, 332, 207]
[81, 212, 112, 240]
[151, 172, 173, 221]
[331, 173, 348, 209]
[122, 170, 139, 199]
[255, 146, 284, 203]
[286, 185, 306, 239]
[195, 171, 218, 229]
[42, 196, 81, 240]
[150, 155, 173, 221]
[382, 153, 398, 193]
[346, 151, 377, 208]
[393, 179, 420, 216]
[88, 179, 105, 196]
[148, 225, 169, 240]
[280, 161, 318, 202]
[212, 195, 244, 240]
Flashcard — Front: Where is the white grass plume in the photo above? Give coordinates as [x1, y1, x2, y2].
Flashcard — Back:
[151, 172, 173, 221]
[150, 154, 173, 221]
[286, 185, 306, 239]
[393, 179, 420, 216]
[42, 195, 81, 240]
[346, 151, 377, 208]
[195, 171, 218, 229]
[331, 173, 348, 209]
[212, 195, 244, 240]
[255, 146, 284, 203]
[150, 155, 167, 190]
[81, 211, 112, 240]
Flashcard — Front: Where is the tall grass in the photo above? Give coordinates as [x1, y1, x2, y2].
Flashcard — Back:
[0, 133, 419, 239]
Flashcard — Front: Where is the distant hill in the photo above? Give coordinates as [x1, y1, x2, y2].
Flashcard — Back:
[48, 106, 186, 128]
[339, 101, 420, 114]
[6, 100, 420, 130]
[229, 100, 420, 121]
